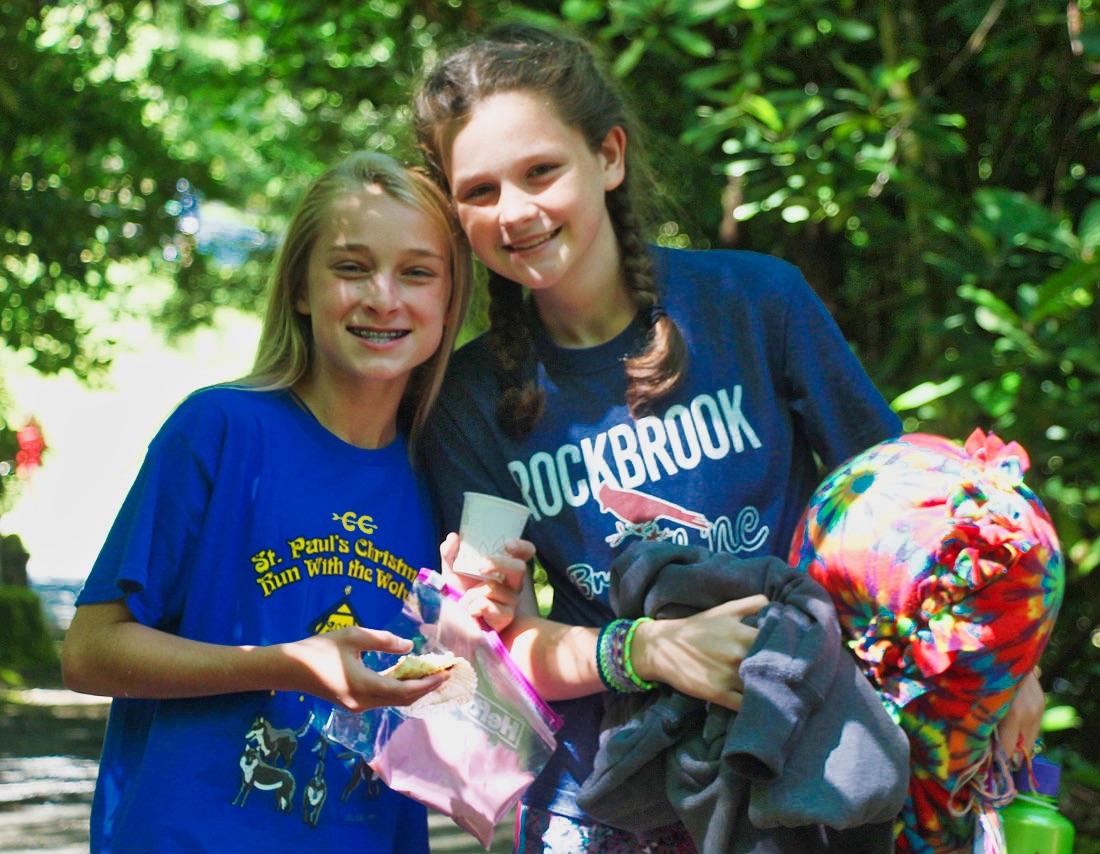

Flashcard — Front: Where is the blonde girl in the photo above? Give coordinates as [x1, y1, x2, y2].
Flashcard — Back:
[62, 151, 530, 853]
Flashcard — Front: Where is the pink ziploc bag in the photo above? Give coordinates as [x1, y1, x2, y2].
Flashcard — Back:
[324, 568, 562, 850]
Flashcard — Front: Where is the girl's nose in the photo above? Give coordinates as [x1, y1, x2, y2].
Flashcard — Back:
[497, 183, 536, 228]
[361, 271, 399, 313]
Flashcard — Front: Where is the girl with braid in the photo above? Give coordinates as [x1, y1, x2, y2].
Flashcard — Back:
[411, 23, 900, 853]
[414, 23, 1043, 854]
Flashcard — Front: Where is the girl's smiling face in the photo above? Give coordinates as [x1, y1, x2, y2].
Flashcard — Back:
[297, 185, 451, 400]
[444, 90, 625, 298]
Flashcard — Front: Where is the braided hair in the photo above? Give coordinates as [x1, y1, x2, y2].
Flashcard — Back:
[415, 23, 687, 438]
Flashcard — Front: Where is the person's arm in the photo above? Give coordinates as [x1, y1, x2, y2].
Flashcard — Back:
[499, 574, 766, 710]
[997, 669, 1046, 764]
[61, 599, 449, 714]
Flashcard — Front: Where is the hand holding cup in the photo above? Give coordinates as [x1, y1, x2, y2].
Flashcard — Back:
[453, 492, 532, 581]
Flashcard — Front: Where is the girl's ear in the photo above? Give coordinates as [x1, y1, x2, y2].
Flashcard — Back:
[599, 126, 627, 192]
[295, 290, 311, 315]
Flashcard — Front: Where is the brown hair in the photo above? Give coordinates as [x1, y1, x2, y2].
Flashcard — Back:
[415, 23, 686, 439]
[240, 150, 473, 451]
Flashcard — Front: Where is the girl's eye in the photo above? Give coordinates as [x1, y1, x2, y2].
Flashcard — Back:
[334, 261, 370, 275]
[404, 266, 440, 280]
[529, 163, 558, 179]
[459, 183, 495, 204]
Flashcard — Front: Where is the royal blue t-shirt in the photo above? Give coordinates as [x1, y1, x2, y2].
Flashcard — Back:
[421, 246, 902, 820]
[77, 386, 435, 852]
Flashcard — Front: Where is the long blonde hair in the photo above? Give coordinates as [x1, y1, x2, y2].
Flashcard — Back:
[241, 150, 472, 450]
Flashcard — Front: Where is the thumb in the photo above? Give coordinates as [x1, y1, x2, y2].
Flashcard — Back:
[439, 531, 460, 569]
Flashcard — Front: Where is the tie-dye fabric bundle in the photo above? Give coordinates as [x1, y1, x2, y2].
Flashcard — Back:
[789, 429, 1064, 854]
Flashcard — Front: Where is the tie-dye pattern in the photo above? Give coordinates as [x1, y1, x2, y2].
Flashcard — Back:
[789, 429, 1064, 853]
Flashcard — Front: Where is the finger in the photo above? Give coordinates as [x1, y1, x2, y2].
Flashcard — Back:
[1019, 674, 1046, 747]
[388, 672, 451, 706]
[478, 546, 531, 589]
[710, 689, 744, 713]
[726, 594, 769, 617]
[703, 595, 769, 621]
[999, 719, 1023, 765]
[461, 577, 522, 615]
[466, 599, 515, 633]
[439, 532, 460, 568]
[504, 537, 537, 562]
[484, 566, 527, 594]
[343, 671, 451, 713]
[349, 627, 414, 655]
[461, 589, 508, 618]
[999, 673, 1045, 765]
[445, 536, 503, 584]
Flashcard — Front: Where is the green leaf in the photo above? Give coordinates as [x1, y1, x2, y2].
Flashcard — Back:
[561, 0, 606, 25]
[1078, 199, 1100, 252]
[972, 188, 1060, 244]
[958, 285, 1022, 327]
[613, 38, 648, 78]
[784, 95, 825, 131]
[830, 56, 872, 92]
[1030, 260, 1100, 323]
[723, 157, 766, 176]
[890, 376, 965, 411]
[1042, 705, 1083, 732]
[667, 27, 715, 58]
[741, 94, 782, 132]
[681, 63, 736, 91]
[832, 18, 875, 42]
[688, 0, 738, 17]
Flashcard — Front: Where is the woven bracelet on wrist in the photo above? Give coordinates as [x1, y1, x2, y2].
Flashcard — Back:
[597, 619, 634, 693]
[595, 619, 620, 692]
[597, 617, 656, 694]
[623, 616, 657, 691]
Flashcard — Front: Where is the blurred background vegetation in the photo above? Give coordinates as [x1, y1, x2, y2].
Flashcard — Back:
[1, 0, 1098, 842]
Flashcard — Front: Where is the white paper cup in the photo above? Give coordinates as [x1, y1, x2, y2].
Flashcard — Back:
[453, 491, 531, 579]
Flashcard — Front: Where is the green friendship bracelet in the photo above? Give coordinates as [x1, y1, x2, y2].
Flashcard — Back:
[623, 616, 657, 691]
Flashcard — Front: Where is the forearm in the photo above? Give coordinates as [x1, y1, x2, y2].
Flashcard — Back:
[62, 601, 300, 700]
[499, 594, 765, 709]
[502, 612, 739, 702]
[500, 613, 604, 701]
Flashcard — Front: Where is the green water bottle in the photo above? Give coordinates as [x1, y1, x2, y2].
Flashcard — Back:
[1001, 755, 1075, 854]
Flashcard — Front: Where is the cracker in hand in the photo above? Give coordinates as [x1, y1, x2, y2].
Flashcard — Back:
[383, 652, 460, 680]
[382, 652, 478, 717]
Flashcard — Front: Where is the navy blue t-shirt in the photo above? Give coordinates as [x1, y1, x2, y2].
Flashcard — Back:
[77, 386, 435, 852]
[421, 247, 902, 819]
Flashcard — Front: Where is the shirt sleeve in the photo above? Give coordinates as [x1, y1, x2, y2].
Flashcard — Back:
[780, 274, 901, 469]
[75, 416, 214, 631]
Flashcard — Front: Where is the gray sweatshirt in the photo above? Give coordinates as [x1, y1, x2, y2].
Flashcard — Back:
[576, 542, 910, 853]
